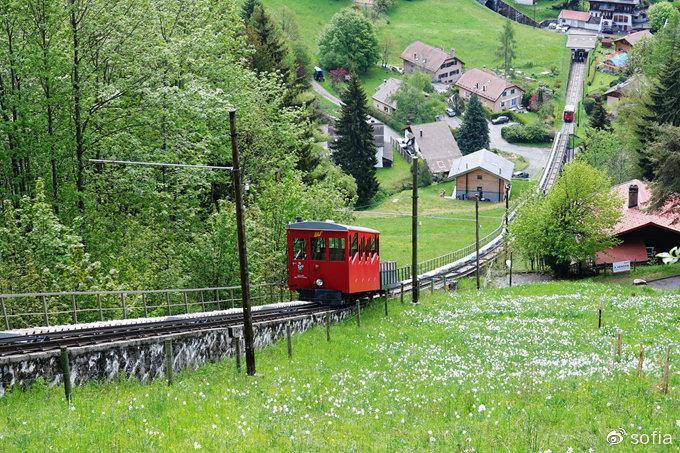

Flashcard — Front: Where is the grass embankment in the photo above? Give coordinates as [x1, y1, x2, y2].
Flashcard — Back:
[514, 0, 564, 23]
[2, 281, 677, 451]
[354, 179, 534, 266]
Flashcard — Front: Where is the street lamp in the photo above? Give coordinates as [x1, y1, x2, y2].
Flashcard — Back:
[90, 109, 257, 376]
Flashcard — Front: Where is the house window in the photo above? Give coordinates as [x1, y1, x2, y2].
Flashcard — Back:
[501, 102, 505, 108]
[511, 88, 515, 94]
[511, 98, 517, 106]
[502, 90, 507, 96]
[476, 174, 483, 180]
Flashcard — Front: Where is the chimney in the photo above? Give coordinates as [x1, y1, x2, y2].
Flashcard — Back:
[628, 184, 639, 208]
[482, 86, 486, 92]
[419, 130, 423, 138]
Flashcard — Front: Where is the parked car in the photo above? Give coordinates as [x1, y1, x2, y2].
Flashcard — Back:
[491, 115, 509, 125]
[445, 108, 456, 117]
[513, 171, 529, 179]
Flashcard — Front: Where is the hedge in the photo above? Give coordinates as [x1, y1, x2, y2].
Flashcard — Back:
[500, 122, 553, 144]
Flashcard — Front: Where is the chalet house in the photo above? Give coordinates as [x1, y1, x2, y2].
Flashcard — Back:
[401, 41, 465, 85]
[372, 78, 402, 115]
[448, 149, 514, 202]
[613, 29, 652, 52]
[604, 74, 644, 107]
[558, 10, 602, 32]
[455, 68, 524, 113]
[405, 121, 462, 179]
[595, 180, 680, 265]
[588, 0, 645, 33]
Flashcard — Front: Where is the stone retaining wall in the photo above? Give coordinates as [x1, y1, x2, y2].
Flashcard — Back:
[0, 309, 351, 397]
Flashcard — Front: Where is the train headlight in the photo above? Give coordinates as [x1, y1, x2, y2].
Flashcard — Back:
[315, 278, 324, 287]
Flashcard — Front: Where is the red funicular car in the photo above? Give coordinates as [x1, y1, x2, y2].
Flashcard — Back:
[287, 221, 381, 305]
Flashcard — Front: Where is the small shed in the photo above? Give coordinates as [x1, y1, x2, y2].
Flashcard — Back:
[448, 149, 514, 202]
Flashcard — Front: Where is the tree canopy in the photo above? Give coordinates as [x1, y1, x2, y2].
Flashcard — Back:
[317, 9, 379, 73]
[392, 73, 446, 126]
[510, 161, 621, 276]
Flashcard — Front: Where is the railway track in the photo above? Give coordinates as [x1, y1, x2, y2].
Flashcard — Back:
[0, 303, 325, 357]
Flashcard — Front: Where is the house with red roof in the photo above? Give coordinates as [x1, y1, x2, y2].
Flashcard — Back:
[595, 180, 680, 265]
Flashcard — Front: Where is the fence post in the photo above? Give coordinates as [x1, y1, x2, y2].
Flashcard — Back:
[383, 292, 388, 317]
[42, 296, 49, 327]
[142, 294, 148, 318]
[1, 298, 8, 330]
[98, 294, 104, 321]
[279, 286, 284, 303]
[430, 277, 434, 294]
[286, 322, 293, 359]
[229, 288, 235, 309]
[121, 293, 127, 320]
[233, 336, 241, 371]
[164, 339, 173, 386]
[60, 347, 72, 403]
[71, 295, 78, 324]
[166, 291, 171, 316]
[616, 331, 622, 362]
[400, 283, 404, 304]
[637, 344, 644, 377]
[661, 346, 671, 394]
[183, 292, 189, 314]
[356, 300, 361, 328]
[325, 312, 331, 342]
[215, 289, 220, 311]
[597, 299, 603, 329]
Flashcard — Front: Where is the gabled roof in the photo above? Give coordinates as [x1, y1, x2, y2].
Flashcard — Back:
[604, 73, 645, 97]
[559, 9, 591, 22]
[287, 221, 379, 234]
[406, 122, 462, 174]
[401, 41, 462, 73]
[455, 68, 520, 102]
[614, 30, 652, 47]
[610, 179, 680, 235]
[448, 148, 514, 181]
[372, 78, 402, 109]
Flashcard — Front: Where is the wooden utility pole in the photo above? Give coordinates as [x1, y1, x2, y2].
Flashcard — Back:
[229, 109, 256, 376]
[475, 195, 480, 290]
[411, 156, 419, 304]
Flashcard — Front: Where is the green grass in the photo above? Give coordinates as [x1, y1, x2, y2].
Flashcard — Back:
[2, 281, 678, 451]
[514, 0, 565, 23]
[354, 179, 535, 266]
[264, 0, 570, 85]
[375, 150, 411, 194]
[590, 263, 680, 287]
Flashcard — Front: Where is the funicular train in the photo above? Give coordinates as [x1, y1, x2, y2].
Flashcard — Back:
[287, 221, 381, 305]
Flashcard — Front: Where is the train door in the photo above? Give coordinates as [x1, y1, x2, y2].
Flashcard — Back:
[309, 231, 327, 287]
[289, 233, 311, 289]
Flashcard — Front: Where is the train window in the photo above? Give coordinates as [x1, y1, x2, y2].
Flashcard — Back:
[350, 233, 358, 257]
[293, 238, 307, 260]
[371, 235, 377, 254]
[311, 237, 326, 261]
[328, 237, 345, 261]
[360, 237, 366, 260]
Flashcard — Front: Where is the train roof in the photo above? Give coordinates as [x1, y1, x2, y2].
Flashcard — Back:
[287, 221, 379, 234]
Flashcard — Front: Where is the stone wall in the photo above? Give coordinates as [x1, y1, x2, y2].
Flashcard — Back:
[0, 309, 351, 397]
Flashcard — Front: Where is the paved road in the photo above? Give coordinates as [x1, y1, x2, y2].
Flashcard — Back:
[441, 116, 550, 178]
[312, 80, 401, 146]
[647, 275, 680, 291]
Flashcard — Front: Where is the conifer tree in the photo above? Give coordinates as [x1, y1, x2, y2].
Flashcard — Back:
[247, 5, 292, 85]
[637, 38, 680, 178]
[331, 74, 379, 206]
[589, 97, 610, 130]
[457, 94, 490, 155]
[241, 0, 260, 21]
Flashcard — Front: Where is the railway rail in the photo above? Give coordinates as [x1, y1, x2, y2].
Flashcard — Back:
[0, 60, 586, 358]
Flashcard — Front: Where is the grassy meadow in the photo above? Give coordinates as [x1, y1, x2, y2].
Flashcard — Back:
[1, 280, 677, 451]
[354, 179, 534, 266]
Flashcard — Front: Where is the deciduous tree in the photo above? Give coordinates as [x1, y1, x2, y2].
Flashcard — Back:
[317, 9, 379, 74]
[496, 20, 517, 75]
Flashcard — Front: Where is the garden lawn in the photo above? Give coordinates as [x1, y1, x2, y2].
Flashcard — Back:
[1, 281, 678, 451]
[353, 179, 534, 266]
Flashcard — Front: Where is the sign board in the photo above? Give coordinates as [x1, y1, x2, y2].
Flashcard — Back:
[612, 261, 631, 273]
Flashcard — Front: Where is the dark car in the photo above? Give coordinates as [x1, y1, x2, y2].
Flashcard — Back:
[513, 171, 529, 179]
[491, 115, 509, 125]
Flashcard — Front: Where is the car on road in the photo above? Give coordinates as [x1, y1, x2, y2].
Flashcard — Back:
[491, 115, 509, 125]
[445, 108, 456, 117]
[513, 171, 529, 179]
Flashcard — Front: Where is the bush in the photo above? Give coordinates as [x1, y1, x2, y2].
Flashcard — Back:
[501, 122, 552, 144]
[583, 97, 596, 115]
[490, 110, 529, 125]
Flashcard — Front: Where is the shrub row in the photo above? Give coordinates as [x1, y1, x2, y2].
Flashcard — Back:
[501, 122, 553, 144]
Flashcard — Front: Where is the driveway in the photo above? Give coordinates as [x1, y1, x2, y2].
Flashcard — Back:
[312, 80, 401, 147]
[440, 116, 550, 178]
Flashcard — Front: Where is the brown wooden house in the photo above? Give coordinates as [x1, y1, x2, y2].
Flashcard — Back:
[448, 149, 514, 202]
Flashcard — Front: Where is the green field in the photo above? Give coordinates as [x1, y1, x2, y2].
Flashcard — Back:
[265, 0, 569, 76]
[2, 280, 677, 450]
[514, 0, 564, 23]
[354, 179, 534, 266]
